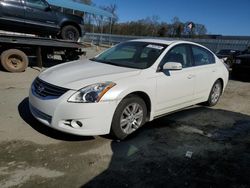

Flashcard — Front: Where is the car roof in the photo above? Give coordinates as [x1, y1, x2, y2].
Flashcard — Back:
[130, 38, 214, 53]
[131, 38, 200, 46]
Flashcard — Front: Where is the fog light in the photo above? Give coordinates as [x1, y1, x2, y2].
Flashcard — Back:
[71, 120, 83, 128]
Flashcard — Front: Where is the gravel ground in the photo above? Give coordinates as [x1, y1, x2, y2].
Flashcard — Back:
[0, 49, 250, 188]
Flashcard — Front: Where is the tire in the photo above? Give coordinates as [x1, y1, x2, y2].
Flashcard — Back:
[205, 80, 222, 106]
[110, 95, 147, 140]
[61, 25, 80, 41]
[1, 49, 29, 72]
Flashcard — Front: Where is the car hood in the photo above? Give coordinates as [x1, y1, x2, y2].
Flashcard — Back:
[39, 59, 141, 90]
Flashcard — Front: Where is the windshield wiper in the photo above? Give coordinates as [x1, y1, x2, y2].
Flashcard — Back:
[90, 58, 140, 69]
[90, 58, 123, 67]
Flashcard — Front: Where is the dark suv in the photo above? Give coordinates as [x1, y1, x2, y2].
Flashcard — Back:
[0, 0, 84, 41]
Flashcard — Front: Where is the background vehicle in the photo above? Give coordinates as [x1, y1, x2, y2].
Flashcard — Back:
[232, 46, 250, 79]
[216, 49, 241, 67]
[0, 34, 85, 72]
[0, 0, 84, 41]
[29, 39, 229, 140]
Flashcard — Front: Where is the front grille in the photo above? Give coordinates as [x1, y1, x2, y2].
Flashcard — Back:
[32, 77, 69, 99]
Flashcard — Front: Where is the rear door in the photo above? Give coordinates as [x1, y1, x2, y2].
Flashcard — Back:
[24, 0, 59, 30]
[190, 45, 217, 100]
[0, 0, 25, 22]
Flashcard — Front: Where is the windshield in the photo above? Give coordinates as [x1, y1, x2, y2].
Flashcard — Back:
[90, 41, 167, 69]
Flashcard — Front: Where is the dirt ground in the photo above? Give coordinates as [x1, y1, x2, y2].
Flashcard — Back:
[0, 49, 250, 188]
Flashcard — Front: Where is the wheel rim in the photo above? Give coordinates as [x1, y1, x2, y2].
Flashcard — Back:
[6, 54, 23, 70]
[66, 30, 77, 40]
[211, 83, 221, 104]
[120, 103, 144, 134]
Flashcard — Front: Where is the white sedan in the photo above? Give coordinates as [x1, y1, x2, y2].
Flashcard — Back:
[29, 39, 229, 139]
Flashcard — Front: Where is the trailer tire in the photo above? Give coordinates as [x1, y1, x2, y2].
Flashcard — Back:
[61, 25, 80, 41]
[1, 49, 29, 72]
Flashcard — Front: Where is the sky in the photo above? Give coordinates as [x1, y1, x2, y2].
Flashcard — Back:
[93, 0, 250, 36]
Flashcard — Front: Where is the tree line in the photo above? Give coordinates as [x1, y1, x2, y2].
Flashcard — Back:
[111, 16, 207, 37]
[74, 0, 208, 38]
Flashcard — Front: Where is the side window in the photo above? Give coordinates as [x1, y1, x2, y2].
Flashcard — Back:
[26, 0, 47, 9]
[161, 45, 192, 68]
[192, 45, 215, 66]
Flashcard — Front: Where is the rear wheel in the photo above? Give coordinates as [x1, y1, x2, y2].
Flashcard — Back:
[205, 80, 222, 106]
[1, 49, 29, 72]
[110, 95, 147, 140]
[61, 25, 80, 41]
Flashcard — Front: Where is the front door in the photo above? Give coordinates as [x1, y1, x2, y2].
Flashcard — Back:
[24, 0, 58, 31]
[0, 0, 25, 23]
[155, 44, 196, 116]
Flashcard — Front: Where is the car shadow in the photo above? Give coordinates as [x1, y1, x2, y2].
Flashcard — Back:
[82, 107, 250, 188]
[18, 97, 94, 141]
[0, 58, 68, 73]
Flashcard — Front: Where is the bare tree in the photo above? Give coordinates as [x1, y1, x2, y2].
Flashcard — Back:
[157, 24, 168, 37]
[170, 16, 184, 37]
[100, 4, 118, 34]
[87, 11, 208, 38]
[194, 24, 207, 35]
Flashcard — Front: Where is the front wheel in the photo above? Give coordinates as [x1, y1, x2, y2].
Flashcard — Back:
[205, 80, 222, 106]
[61, 25, 80, 41]
[110, 96, 147, 140]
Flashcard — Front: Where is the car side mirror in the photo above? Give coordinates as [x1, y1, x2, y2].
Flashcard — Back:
[162, 62, 182, 71]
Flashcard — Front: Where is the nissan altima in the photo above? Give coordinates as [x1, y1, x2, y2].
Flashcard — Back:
[29, 39, 229, 139]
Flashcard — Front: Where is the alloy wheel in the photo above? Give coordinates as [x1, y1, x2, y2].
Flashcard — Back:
[120, 103, 144, 134]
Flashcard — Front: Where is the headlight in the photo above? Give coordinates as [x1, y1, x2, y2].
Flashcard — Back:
[68, 82, 116, 103]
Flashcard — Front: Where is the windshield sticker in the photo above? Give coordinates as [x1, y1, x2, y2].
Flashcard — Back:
[146, 44, 164, 50]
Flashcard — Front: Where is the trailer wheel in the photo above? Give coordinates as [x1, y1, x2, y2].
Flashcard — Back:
[1, 49, 29, 72]
[61, 25, 80, 41]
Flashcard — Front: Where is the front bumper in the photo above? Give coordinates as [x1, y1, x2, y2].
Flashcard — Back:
[29, 88, 118, 136]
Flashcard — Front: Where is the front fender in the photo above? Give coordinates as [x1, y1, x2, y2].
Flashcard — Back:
[101, 77, 157, 121]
